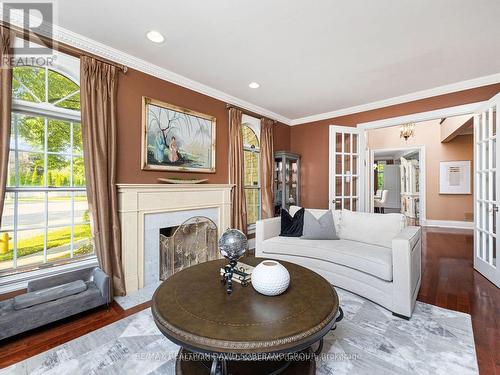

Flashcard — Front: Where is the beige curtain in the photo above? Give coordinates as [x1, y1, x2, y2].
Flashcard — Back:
[80, 56, 125, 297]
[0, 26, 14, 227]
[260, 118, 274, 219]
[228, 108, 247, 233]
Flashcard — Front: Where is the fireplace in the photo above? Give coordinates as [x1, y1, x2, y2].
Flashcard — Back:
[117, 183, 233, 294]
[159, 216, 218, 280]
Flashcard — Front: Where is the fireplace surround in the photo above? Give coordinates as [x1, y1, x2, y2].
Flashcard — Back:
[117, 184, 233, 294]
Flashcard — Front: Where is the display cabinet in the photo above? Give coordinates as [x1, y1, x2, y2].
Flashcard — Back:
[274, 151, 301, 215]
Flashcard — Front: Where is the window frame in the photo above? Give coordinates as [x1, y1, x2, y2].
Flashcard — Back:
[242, 119, 262, 232]
[1, 64, 95, 276]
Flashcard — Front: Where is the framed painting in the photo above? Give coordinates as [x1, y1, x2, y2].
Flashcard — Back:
[141, 97, 216, 173]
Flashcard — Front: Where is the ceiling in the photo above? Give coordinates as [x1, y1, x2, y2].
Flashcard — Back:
[55, 0, 500, 122]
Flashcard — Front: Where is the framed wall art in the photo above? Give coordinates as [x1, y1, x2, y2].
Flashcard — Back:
[439, 160, 471, 194]
[141, 97, 216, 173]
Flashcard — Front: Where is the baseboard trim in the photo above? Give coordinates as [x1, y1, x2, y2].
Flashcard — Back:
[421, 219, 474, 230]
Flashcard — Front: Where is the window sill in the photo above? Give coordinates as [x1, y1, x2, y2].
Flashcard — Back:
[0, 256, 99, 294]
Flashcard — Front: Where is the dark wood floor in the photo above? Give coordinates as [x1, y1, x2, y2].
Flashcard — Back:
[0, 228, 498, 374]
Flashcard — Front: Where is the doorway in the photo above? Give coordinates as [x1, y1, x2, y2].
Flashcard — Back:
[371, 147, 424, 225]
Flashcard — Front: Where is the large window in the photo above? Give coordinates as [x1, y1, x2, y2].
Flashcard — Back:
[242, 123, 261, 227]
[0, 61, 93, 275]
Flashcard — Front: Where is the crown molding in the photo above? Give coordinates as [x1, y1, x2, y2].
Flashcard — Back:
[4, 8, 500, 128]
[290, 73, 500, 126]
[2, 8, 291, 125]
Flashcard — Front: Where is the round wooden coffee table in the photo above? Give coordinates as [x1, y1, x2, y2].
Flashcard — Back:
[152, 257, 340, 375]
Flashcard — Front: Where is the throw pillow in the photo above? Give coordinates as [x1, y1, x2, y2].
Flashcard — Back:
[280, 208, 304, 237]
[301, 209, 339, 240]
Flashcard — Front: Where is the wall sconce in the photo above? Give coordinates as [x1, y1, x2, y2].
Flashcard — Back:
[400, 123, 415, 141]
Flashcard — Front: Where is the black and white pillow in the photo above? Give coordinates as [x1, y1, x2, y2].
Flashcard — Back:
[279, 208, 305, 237]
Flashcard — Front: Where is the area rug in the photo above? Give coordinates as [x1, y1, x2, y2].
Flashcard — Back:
[0, 289, 478, 375]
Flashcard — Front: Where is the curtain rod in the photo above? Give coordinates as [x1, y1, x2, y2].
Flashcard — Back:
[1, 22, 128, 73]
[226, 103, 277, 124]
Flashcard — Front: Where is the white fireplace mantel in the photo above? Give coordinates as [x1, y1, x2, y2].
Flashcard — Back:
[117, 183, 233, 294]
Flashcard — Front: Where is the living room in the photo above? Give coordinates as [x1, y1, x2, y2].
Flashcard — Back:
[0, 1, 499, 374]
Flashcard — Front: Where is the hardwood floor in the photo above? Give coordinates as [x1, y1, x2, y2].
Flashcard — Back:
[0, 228, 498, 374]
[417, 228, 499, 375]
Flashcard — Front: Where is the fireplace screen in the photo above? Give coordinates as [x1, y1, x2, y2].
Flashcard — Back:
[159, 216, 218, 280]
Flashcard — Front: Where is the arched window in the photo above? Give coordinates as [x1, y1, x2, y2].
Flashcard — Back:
[242, 121, 261, 227]
[1, 57, 93, 275]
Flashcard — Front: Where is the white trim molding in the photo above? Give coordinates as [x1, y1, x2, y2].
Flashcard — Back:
[291, 76, 500, 126]
[3, 7, 500, 127]
[1, 8, 290, 125]
[0, 257, 98, 294]
[421, 220, 474, 230]
[357, 102, 485, 131]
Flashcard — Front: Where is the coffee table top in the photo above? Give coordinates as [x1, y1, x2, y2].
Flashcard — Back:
[152, 257, 339, 354]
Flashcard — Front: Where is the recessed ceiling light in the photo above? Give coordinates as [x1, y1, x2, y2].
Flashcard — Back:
[146, 30, 165, 44]
[249, 82, 260, 89]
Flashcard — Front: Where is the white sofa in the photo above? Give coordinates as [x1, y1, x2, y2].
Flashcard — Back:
[255, 206, 422, 318]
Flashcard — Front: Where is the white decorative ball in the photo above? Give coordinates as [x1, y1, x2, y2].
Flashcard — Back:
[252, 260, 290, 296]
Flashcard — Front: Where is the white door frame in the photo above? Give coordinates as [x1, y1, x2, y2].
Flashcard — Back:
[473, 94, 500, 287]
[369, 146, 426, 222]
[328, 126, 365, 211]
[357, 101, 485, 218]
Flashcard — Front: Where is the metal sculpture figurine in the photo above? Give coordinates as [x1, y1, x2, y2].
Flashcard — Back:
[218, 228, 248, 294]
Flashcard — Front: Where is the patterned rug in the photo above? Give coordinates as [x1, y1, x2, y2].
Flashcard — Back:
[1, 289, 478, 375]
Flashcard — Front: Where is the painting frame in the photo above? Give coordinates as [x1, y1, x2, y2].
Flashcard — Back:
[141, 96, 216, 173]
[439, 160, 471, 194]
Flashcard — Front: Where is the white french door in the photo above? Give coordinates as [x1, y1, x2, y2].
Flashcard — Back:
[329, 126, 365, 211]
[474, 93, 500, 287]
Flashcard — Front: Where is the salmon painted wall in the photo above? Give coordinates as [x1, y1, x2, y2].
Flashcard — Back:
[368, 120, 473, 222]
[116, 68, 289, 184]
[291, 83, 500, 208]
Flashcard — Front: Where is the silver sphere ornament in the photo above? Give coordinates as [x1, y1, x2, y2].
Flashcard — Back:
[219, 229, 248, 261]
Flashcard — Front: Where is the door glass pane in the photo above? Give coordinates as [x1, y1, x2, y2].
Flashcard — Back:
[17, 192, 45, 230]
[334, 198, 342, 210]
[352, 198, 358, 211]
[493, 106, 497, 136]
[335, 177, 342, 197]
[344, 199, 350, 211]
[352, 155, 358, 175]
[352, 177, 358, 196]
[344, 155, 351, 173]
[344, 133, 350, 153]
[352, 134, 358, 154]
[493, 138, 497, 169]
[336, 133, 342, 152]
[335, 155, 342, 174]
[344, 177, 351, 197]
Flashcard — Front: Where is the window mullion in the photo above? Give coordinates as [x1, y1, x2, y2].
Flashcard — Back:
[43, 117, 48, 263]
[70, 123, 74, 259]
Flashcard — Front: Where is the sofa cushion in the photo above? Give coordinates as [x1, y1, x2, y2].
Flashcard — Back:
[261, 236, 393, 281]
[301, 210, 339, 240]
[339, 209, 406, 249]
[13, 279, 88, 310]
[280, 208, 304, 237]
[290, 206, 341, 233]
